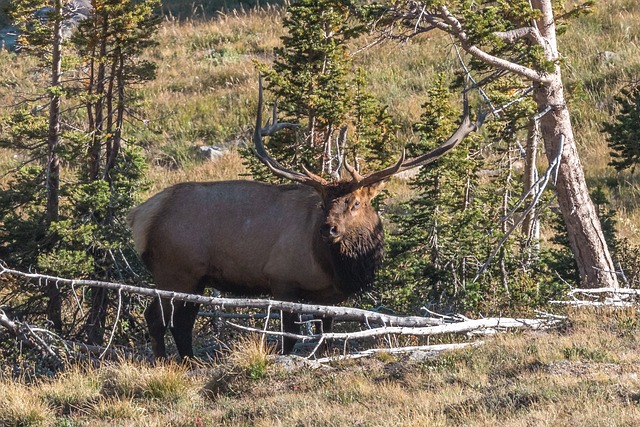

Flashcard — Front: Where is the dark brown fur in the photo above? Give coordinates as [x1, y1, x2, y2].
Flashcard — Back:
[130, 78, 479, 359]
[127, 179, 386, 358]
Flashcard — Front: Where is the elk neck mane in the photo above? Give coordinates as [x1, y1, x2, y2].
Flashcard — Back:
[328, 220, 385, 296]
[321, 181, 385, 296]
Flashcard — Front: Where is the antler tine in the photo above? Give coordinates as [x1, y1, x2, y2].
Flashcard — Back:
[253, 76, 328, 189]
[355, 149, 406, 188]
[270, 101, 277, 129]
[356, 88, 483, 188]
[344, 156, 363, 181]
[333, 126, 347, 179]
[398, 88, 481, 170]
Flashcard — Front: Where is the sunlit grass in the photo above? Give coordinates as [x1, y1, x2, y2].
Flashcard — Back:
[38, 365, 102, 414]
[2, 1, 640, 425]
[144, 149, 248, 195]
[0, 380, 53, 427]
[227, 333, 276, 379]
[0, 310, 639, 425]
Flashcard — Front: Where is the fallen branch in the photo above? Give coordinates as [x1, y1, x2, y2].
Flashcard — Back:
[0, 265, 445, 328]
[550, 300, 633, 308]
[568, 287, 640, 297]
[1, 264, 565, 361]
[314, 341, 484, 363]
[226, 315, 562, 342]
[550, 286, 640, 307]
[61, 339, 129, 359]
[1, 306, 132, 361]
[0, 308, 64, 365]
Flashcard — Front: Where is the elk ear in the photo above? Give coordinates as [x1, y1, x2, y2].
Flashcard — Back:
[364, 180, 386, 199]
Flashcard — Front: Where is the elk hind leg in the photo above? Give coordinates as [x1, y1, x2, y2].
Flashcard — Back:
[145, 297, 169, 359]
[280, 311, 300, 354]
[169, 302, 200, 360]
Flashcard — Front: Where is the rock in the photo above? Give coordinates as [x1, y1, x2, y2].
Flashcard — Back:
[1, 0, 91, 51]
[404, 350, 436, 362]
[195, 145, 227, 161]
[597, 51, 618, 63]
[269, 355, 329, 372]
[60, 0, 91, 38]
[0, 25, 18, 50]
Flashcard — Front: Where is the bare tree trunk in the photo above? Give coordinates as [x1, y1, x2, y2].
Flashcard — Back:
[501, 149, 512, 295]
[85, 287, 107, 345]
[530, 0, 617, 288]
[88, 12, 109, 181]
[522, 117, 540, 248]
[45, 0, 64, 331]
[371, 0, 621, 288]
[533, 79, 618, 287]
[104, 51, 124, 180]
[85, 14, 111, 345]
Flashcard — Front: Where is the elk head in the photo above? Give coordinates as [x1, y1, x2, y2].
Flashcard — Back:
[253, 76, 483, 245]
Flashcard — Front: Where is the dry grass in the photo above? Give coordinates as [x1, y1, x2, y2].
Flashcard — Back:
[138, 8, 285, 151]
[3, 310, 640, 426]
[226, 333, 276, 376]
[145, 150, 249, 195]
[2, 4, 640, 424]
[37, 365, 102, 415]
[0, 381, 54, 426]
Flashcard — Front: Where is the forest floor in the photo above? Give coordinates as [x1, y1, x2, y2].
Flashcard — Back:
[2, 308, 640, 426]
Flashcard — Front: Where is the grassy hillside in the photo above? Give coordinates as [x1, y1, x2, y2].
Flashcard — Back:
[2, 310, 640, 426]
[126, 1, 640, 235]
[3, 2, 639, 210]
[161, 0, 282, 18]
[2, 3, 640, 425]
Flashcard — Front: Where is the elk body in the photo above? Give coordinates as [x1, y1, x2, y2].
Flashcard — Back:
[128, 79, 481, 359]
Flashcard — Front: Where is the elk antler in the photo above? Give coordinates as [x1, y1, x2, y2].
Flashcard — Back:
[354, 88, 486, 189]
[254, 76, 328, 190]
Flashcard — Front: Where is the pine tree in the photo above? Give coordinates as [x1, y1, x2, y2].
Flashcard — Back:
[604, 80, 640, 171]
[368, 0, 618, 288]
[376, 72, 568, 315]
[0, 0, 159, 343]
[380, 75, 487, 313]
[247, 0, 397, 182]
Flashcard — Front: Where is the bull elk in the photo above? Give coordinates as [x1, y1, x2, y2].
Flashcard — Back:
[127, 78, 483, 359]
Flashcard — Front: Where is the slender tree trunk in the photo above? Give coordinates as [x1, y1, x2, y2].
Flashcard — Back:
[380, 0, 618, 287]
[104, 51, 124, 180]
[501, 149, 512, 295]
[46, 0, 62, 224]
[85, 14, 111, 345]
[45, 0, 64, 331]
[88, 12, 109, 181]
[522, 117, 540, 248]
[85, 287, 107, 345]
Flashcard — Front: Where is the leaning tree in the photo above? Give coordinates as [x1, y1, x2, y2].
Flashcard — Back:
[369, 0, 617, 288]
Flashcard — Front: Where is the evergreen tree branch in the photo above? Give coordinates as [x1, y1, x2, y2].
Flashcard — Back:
[435, 5, 549, 83]
[374, 3, 549, 83]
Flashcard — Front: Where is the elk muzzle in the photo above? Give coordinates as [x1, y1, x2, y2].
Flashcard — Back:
[320, 221, 340, 242]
